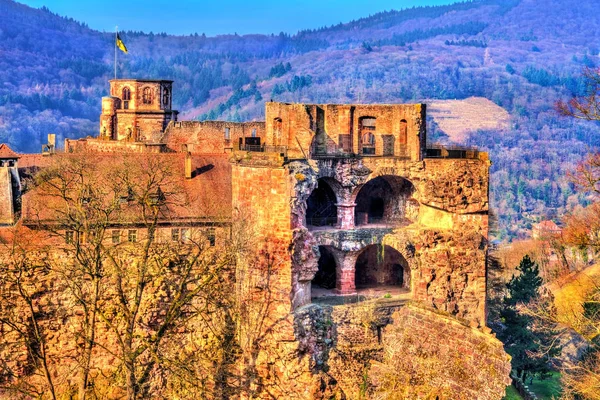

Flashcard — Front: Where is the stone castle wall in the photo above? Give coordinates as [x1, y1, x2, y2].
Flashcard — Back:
[165, 120, 266, 153]
[264, 102, 426, 160]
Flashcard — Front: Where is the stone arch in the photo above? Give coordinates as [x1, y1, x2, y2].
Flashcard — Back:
[312, 245, 338, 290]
[355, 244, 410, 290]
[352, 175, 418, 226]
[305, 177, 341, 228]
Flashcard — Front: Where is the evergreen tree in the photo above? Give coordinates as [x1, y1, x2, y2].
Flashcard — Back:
[497, 255, 558, 382]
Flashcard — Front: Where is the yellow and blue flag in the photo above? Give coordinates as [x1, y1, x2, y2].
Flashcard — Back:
[116, 33, 128, 54]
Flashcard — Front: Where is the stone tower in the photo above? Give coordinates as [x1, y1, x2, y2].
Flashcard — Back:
[0, 144, 21, 226]
[99, 79, 178, 142]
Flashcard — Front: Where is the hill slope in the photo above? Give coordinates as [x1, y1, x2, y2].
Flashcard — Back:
[1, 0, 600, 238]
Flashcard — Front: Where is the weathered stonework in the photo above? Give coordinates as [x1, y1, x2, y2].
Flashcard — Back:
[0, 78, 510, 398]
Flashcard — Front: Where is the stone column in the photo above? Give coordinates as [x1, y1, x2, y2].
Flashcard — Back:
[332, 249, 359, 295]
[336, 202, 356, 230]
[336, 187, 356, 230]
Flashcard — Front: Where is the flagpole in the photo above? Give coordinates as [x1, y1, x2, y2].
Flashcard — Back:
[115, 26, 118, 79]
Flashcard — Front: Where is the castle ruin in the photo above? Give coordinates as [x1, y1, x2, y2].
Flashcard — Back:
[0, 78, 511, 399]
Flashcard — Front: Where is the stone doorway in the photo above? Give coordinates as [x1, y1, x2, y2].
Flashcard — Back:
[306, 179, 338, 228]
[355, 245, 409, 290]
[312, 246, 337, 291]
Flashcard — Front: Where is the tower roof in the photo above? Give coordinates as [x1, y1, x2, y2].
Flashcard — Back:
[0, 144, 20, 159]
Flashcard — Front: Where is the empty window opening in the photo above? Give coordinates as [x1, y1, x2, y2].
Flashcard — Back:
[359, 117, 376, 155]
[354, 176, 417, 226]
[273, 118, 282, 146]
[224, 127, 231, 140]
[207, 228, 216, 247]
[355, 245, 409, 290]
[312, 246, 337, 290]
[65, 230, 75, 244]
[251, 128, 257, 138]
[306, 179, 338, 228]
[399, 119, 408, 144]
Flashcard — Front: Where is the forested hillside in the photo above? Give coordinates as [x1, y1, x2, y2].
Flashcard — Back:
[1, 0, 599, 239]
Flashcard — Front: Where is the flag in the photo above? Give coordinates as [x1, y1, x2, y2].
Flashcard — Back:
[116, 33, 128, 54]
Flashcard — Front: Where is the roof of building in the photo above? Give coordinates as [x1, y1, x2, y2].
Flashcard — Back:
[0, 144, 20, 159]
[535, 220, 561, 230]
[20, 151, 232, 226]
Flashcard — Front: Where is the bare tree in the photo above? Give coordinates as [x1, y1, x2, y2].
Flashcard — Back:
[0, 228, 57, 400]
[557, 67, 600, 122]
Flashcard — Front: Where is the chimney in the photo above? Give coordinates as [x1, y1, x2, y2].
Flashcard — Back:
[185, 151, 192, 179]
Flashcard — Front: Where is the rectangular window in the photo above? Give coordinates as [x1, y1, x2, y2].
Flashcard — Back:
[224, 127, 231, 140]
[181, 228, 188, 242]
[171, 228, 180, 242]
[65, 230, 74, 244]
[251, 128, 257, 138]
[128, 229, 137, 243]
[112, 230, 121, 244]
[207, 228, 216, 247]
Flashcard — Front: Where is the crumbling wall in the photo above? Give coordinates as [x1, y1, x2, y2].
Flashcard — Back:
[164, 121, 266, 153]
[283, 302, 511, 400]
[264, 102, 426, 160]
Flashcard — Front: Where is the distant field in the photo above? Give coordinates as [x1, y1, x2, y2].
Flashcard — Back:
[548, 263, 600, 337]
[428, 97, 510, 144]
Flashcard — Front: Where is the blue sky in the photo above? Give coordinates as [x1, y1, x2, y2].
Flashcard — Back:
[20, 0, 457, 36]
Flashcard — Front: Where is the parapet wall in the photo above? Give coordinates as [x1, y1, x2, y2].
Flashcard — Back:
[164, 120, 266, 153]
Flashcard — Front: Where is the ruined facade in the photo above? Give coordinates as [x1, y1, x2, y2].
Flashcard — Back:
[0, 79, 511, 399]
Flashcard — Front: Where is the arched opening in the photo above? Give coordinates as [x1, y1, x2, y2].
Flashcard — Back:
[399, 119, 408, 157]
[354, 176, 417, 227]
[399, 119, 408, 144]
[273, 118, 282, 146]
[355, 245, 409, 290]
[359, 116, 376, 155]
[142, 87, 153, 105]
[122, 87, 131, 109]
[306, 178, 338, 228]
[162, 87, 170, 107]
[312, 246, 337, 291]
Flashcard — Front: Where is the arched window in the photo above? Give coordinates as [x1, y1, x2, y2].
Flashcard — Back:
[359, 117, 376, 155]
[399, 119, 408, 144]
[142, 87, 153, 105]
[162, 87, 170, 107]
[273, 118, 282, 146]
[122, 87, 131, 109]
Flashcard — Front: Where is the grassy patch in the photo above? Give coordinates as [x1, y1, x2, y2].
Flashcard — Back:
[504, 385, 524, 400]
[528, 372, 562, 399]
